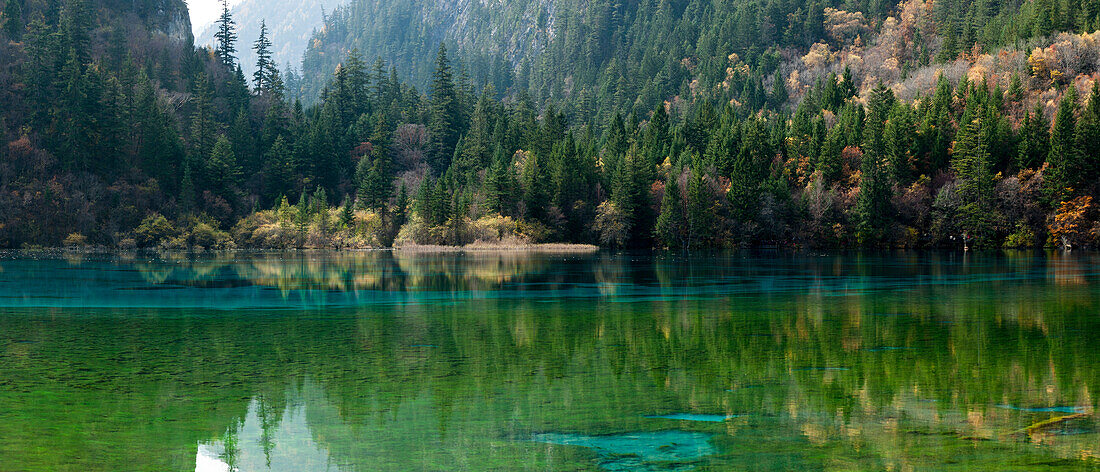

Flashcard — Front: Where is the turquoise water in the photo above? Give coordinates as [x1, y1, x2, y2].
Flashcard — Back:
[1, 250, 1099, 471]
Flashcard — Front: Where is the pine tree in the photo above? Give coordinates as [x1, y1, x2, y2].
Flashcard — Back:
[817, 122, 844, 183]
[213, 0, 238, 68]
[189, 76, 217, 166]
[263, 135, 296, 200]
[952, 106, 996, 245]
[253, 20, 274, 92]
[393, 183, 409, 225]
[937, 21, 959, 63]
[769, 75, 789, 110]
[884, 103, 916, 184]
[854, 84, 896, 245]
[1076, 81, 1100, 184]
[208, 135, 242, 195]
[654, 169, 685, 248]
[356, 151, 393, 210]
[686, 168, 713, 247]
[1046, 86, 1080, 204]
[2, 0, 22, 40]
[340, 197, 355, 227]
[1017, 104, 1050, 170]
[180, 163, 196, 214]
[427, 43, 462, 174]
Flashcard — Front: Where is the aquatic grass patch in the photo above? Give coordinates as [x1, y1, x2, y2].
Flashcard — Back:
[530, 430, 716, 471]
[996, 405, 1091, 414]
[643, 413, 739, 422]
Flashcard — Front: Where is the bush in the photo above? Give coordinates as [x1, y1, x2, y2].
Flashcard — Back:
[182, 217, 234, 250]
[1003, 221, 1038, 248]
[134, 213, 177, 248]
[62, 233, 88, 248]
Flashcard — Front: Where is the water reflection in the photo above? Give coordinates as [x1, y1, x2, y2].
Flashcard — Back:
[197, 383, 342, 472]
[0, 251, 1098, 470]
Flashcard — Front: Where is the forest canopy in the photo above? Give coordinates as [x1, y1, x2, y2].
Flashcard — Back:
[2, 0, 1100, 249]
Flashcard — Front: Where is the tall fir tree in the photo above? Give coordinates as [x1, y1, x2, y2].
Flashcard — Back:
[2, 0, 22, 40]
[253, 20, 274, 92]
[1017, 103, 1050, 170]
[213, 0, 238, 68]
[1075, 81, 1100, 184]
[854, 83, 896, 245]
[427, 43, 463, 174]
[655, 170, 685, 248]
[1046, 85, 1080, 204]
[952, 105, 996, 245]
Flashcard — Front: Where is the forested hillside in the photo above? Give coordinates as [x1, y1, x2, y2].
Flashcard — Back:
[2, 0, 1100, 249]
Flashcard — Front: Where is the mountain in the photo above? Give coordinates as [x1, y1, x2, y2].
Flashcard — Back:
[298, 0, 1097, 121]
[299, 0, 555, 101]
[196, 0, 330, 76]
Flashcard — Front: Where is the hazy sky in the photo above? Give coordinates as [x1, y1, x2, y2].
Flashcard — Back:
[186, 0, 246, 36]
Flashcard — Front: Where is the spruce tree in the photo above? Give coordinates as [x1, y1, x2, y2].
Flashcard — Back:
[654, 170, 685, 249]
[854, 84, 896, 245]
[1075, 81, 1100, 184]
[208, 135, 242, 195]
[1017, 104, 1049, 170]
[263, 135, 295, 200]
[213, 0, 238, 67]
[3, 0, 22, 40]
[189, 76, 217, 166]
[952, 106, 996, 245]
[253, 20, 273, 92]
[427, 43, 462, 174]
[686, 168, 713, 247]
[1046, 86, 1080, 204]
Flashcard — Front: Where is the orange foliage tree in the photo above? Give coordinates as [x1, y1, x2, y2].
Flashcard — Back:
[1048, 196, 1095, 248]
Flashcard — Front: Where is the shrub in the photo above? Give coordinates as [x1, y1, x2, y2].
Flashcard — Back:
[62, 233, 88, 248]
[134, 213, 177, 248]
[1003, 221, 1038, 248]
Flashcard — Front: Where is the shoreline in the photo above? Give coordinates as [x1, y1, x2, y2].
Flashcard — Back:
[0, 242, 602, 256]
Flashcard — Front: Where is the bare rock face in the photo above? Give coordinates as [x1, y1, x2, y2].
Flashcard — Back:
[98, 0, 194, 46]
[153, 0, 193, 46]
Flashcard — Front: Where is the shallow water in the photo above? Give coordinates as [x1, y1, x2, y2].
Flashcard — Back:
[1, 250, 1100, 471]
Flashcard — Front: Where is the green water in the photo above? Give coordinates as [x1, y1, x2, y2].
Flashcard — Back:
[1, 251, 1099, 471]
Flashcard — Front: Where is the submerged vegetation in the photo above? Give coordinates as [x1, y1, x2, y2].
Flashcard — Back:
[1, 252, 1100, 469]
[3, 0, 1100, 249]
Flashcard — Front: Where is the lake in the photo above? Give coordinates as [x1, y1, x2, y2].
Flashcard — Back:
[1, 250, 1099, 471]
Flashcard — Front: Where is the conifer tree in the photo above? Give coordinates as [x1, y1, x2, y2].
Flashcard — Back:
[208, 135, 242, 195]
[1076, 81, 1100, 183]
[253, 20, 274, 92]
[1046, 86, 1080, 204]
[427, 43, 462, 174]
[686, 169, 713, 246]
[263, 135, 295, 200]
[189, 76, 217, 165]
[213, 0, 238, 67]
[1017, 104, 1050, 170]
[729, 118, 768, 221]
[654, 169, 685, 249]
[952, 106, 996, 244]
[3, 0, 22, 40]
[854, 84, 896, 245]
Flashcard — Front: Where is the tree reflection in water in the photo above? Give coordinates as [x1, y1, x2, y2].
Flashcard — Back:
[0, 251, 1098, 470]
